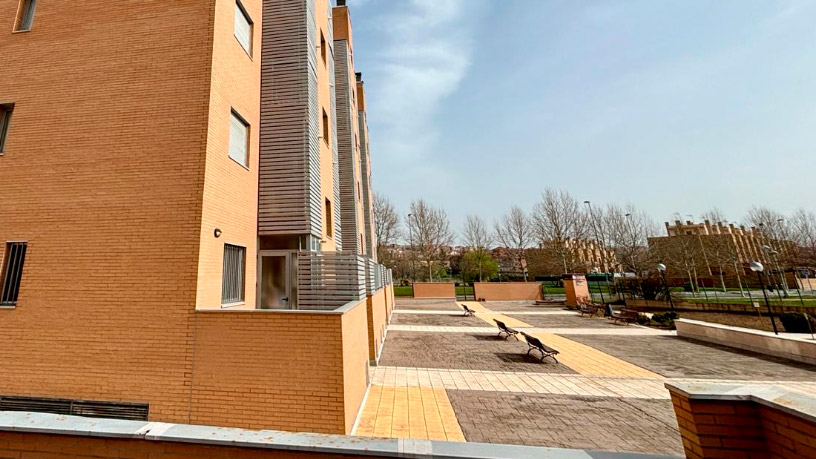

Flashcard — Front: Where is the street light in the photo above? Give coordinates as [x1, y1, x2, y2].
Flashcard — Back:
[657, 263, 674, 310]
[750, 261, 779, 335]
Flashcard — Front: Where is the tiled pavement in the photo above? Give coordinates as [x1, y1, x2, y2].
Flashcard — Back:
[355, 299, 816, 456]
[387, 324, 673, 336]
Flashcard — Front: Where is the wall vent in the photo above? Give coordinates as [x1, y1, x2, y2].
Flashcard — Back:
[0, 395, 149, 421]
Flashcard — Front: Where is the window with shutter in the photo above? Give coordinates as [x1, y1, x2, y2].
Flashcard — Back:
[234, 1, 253, 55]
[229, 110, 249, 167]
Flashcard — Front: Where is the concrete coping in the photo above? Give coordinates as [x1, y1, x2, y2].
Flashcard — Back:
[665, 381, 816, 425]
[0, 411, 675, 459]
[676, 318, 816, 343]
[195, 298, 367, 315]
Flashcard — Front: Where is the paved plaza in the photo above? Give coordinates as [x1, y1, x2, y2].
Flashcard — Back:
[352, 298, 816, 456]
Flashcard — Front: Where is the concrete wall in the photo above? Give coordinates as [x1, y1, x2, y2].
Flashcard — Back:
[675, 319, 816, 366]
[473, 282, 542, 301]
[412, 282, 455, 299]
[667, 382, 816, 459]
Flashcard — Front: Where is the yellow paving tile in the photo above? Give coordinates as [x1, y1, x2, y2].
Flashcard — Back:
[391, 386, 410, 438]
[353, 385, 466, 442]
[528, 332, 661, 379]
[461, 301, 660, 379]
[354, 385, 382, 436]
[460, 301, 531, 329]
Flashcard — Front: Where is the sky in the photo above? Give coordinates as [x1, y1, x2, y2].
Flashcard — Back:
[346, 0, 816, 234]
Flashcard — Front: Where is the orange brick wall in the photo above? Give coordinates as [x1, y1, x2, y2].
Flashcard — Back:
[0, 0, 219, 423]
[564, 277, 591, 306]
[474, 282, 542, 301]
[366, 287, 388, 361]
[670, 392, 816, 459]
[196, 0, 261, 310]
[341, 299, 370, 433]
[0, 432, 373, 459]
[192, 304, 368, 434]
[413, 282, 456, 298]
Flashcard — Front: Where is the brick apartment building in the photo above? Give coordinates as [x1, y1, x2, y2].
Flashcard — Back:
[648, 219, 796, 287]
[0, 0, 392, 435]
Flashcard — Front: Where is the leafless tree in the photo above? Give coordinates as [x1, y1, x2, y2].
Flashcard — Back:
[746, 206, 792, 293]
[532, 188, 588, 274]
[701, 207, 727, 224]
[494, 206, 534, 281]
[463, 215, 494, 282]
[373, 193, 400, 266]
[602, 203, 659, 275]
[407, 199, 454, 282]
[790, 209, 816, 291]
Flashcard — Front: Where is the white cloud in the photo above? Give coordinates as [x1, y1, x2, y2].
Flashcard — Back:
[364, 0, 481, 165]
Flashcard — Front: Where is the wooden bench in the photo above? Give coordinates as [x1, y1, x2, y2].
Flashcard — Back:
[460, 304, 476, 317]
[493, 319, 519, 339]
[610, 308, 639, 325]
[579, 304, 602, 317]
[520, 331, 559, 363]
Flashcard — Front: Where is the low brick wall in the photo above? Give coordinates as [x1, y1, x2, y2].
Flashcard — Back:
[412, 282, 455, 299]
[366, 287, 388, 363]
[192, 299, 369, 434]
[667, 382, 816, 459]
[473, 282, 542, 301]
[675, 319, 816, 366]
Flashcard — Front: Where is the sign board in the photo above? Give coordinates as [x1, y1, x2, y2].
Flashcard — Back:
[753, 302, 760, 308]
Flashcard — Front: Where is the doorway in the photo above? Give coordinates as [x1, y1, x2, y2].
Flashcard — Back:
[258, 251, 297, 309]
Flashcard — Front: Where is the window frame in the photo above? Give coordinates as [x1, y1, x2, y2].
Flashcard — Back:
[221, 243, 246, 307]
[234, 0, 253, 57]
[0, 241, 28, 307]
[325, 198, 333, 239]
[320, 31, 327, 66]
[228, 108, 250, 169]
[322, 109, 329, 145]
[0, 103, 13, 155]
[14, 0, 38, 32]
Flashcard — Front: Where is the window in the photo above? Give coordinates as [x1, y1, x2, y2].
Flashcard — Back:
[320, 31, 327, 65]
[234, 0, 253, 55]
[325, 198, 333, 238]
[14, 0, 37, 32]
[1, 242, 27, 306]
[228, 109, 249, 167]
[221, 244, 245, 305]
[0, 104, 12, 154]
[322, 109, 329, 145]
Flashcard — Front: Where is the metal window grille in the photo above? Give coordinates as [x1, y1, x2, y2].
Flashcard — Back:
[229, 110, 249, 167]
[1, 242, 27, 306]
[234, 0, 252, 54]
[0, 104, 12, 153]
[17, 0, 37, 31]
[221, 244, 245, 305]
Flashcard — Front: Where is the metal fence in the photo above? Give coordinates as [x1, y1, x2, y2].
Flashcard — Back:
[297, 251, 391, 310]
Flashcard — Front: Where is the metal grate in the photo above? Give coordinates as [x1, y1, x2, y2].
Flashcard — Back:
[221, 244, 246, 305]
[0, 104, 12, 153]
[0, 395, 148, 421]
[1, 242, 27, 306]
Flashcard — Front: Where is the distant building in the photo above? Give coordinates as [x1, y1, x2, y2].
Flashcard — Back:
[648, 220, 794, 282]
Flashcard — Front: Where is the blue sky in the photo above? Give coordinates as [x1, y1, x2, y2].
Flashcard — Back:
[347, 0, 816, 231]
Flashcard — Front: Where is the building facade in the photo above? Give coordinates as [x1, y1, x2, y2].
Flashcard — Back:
[0, 0, 390, 435]
[648, 220, 794, 286]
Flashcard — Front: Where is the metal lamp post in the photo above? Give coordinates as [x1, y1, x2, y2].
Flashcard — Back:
[750, 261, 779, 335]
[657, 263, 674, 310]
